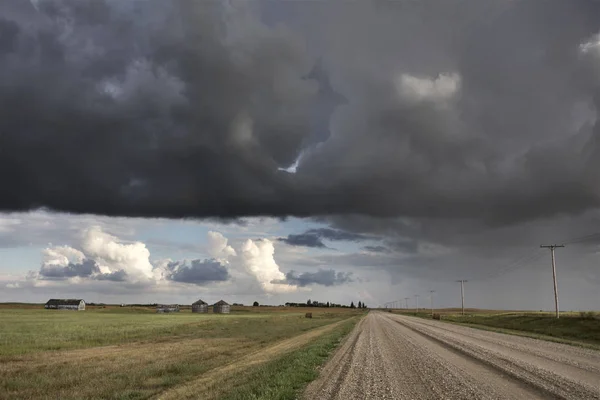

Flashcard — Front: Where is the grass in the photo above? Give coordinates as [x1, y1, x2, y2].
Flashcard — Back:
[387, 308, 600, 349]
[0, 306, 363, 399]
[212, 317, 359, 400]
[0, 307, 355, 357]
[441, 312, 600, 347]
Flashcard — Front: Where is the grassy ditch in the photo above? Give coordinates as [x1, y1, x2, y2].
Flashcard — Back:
[215, 317, 359, 400]
[440, 313, 600, 347]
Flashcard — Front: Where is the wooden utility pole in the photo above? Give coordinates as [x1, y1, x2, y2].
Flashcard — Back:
[429, 290, 435, 316]
[404, 297, 409, 309]
[540, 244, 565, 319]
[415, 294, 419, 313]
[456, 280, 467, 315]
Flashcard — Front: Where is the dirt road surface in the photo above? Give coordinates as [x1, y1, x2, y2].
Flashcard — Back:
[303, 312, 600, 400]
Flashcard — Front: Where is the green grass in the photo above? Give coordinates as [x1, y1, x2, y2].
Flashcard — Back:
[217, 317, 359, 400]
[433, 312, 600, 348]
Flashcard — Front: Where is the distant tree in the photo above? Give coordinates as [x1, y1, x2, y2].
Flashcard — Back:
[326, 301, 330, 308]
[253, 301, 259, 307]
[307, 299, 312, 307]
[363, 303, 367, 309]
[358, 301, 362, 308]
[350, 301, 356, 309]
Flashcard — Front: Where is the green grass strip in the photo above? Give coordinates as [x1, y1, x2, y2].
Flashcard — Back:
[395, 311, 600, 351]
[219, 317, 359, 400]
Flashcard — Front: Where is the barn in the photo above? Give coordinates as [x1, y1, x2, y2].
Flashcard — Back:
[45, 299, 85, 311]
[213, 300, 230, 314]
[192, 299, 208, 313]
[156, 304, 180, 313]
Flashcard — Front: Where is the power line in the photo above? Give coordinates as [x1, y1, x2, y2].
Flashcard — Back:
[471, 249, 546, 282]
[456, 280, 467, 315]
[560, 232, 600, 245]
[429, 290, 435, 316]
[541, 244, 564, 319]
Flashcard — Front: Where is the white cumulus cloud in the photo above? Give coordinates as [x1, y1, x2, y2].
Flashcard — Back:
[42, 245, 86, 267]
[81, 226, 154, 280]
[207, 231, 237, 260]
[240, 238, 298, 294]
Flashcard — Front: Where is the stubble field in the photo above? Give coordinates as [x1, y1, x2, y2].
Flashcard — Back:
[0, 305, 362, 400]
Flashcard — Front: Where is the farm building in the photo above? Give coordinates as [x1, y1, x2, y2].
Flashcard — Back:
[192, 299, 208, 313]
[213, 300, 230, 314]
[45, 299, 85, 311]
[156, 304, 180, 313]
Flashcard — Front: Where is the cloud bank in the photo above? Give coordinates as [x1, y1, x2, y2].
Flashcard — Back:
[278, 228, 371, 248]
[0, 0, 598, 228]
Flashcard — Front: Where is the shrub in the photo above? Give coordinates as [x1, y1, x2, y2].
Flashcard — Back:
[579, 311, 598, 320]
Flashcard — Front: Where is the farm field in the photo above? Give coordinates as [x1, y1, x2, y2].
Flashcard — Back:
[0, 305, 362, 400]
[386, 308, 600, 348]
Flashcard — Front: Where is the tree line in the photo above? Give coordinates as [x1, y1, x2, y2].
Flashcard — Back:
[283, 299, 368, 309]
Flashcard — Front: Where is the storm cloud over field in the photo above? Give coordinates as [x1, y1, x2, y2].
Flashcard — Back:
[1, 0, 600, 308]
[2, 0, 599, 223]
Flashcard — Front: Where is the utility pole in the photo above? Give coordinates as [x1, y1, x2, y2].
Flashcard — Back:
[540, 244, 565, 319]
[415, 294, 419, 313]
[456, 280, 467, 315]
[404, 297, 409, 309]
[429, 290, 435, 316]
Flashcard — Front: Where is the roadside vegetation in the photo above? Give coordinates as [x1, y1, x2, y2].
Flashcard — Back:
[218, 318, 358, 400]
[0, 306, 363, 399]
[388, 308, 600, 348]
[441, 312, 600, 347]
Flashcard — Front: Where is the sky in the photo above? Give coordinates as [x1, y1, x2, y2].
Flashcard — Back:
[1, 0, 599, 310]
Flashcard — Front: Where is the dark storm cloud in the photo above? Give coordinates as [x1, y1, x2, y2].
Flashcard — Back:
[1, 0, 600, 229]
[167, 259, 229, 285]
[281, 268, 353, 287]
[39, 259, 99, 279]
[278, 228, 371, 248]
[0, 0, 317, 218]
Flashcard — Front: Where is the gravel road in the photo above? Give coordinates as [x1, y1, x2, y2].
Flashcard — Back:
[303, 312, 600, 400]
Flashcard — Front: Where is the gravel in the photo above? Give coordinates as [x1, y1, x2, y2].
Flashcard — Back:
[302, 312, 600, 400]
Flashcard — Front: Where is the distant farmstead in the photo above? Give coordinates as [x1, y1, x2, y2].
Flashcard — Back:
[213, 300, 230, 314]
[192, 299, 208, 313]
[156, 304, 180, 313]
[45, 299, 85, 311]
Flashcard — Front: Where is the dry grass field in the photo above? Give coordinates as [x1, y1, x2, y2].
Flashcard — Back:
[0, 305, 362, 400]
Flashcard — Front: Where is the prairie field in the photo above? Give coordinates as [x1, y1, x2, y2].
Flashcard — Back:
[0, 305, 362, 400]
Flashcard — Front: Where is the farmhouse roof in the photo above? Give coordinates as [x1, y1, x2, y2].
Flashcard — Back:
[45, 299, 83, 306]
[214, 300, 229, 306]
[192, 299, 208, 305]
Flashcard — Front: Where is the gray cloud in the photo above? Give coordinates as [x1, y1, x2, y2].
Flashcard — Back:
[281, 268, 353, 287]
[0, 0, 597, 226]
[39, 259, 99, 279]
[167, 259, 230, 285]
[278, 228, 371, 248]
[0, 0, 316, 218]
[362, 245, 391, 254]
[94, 269, 127, 282]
